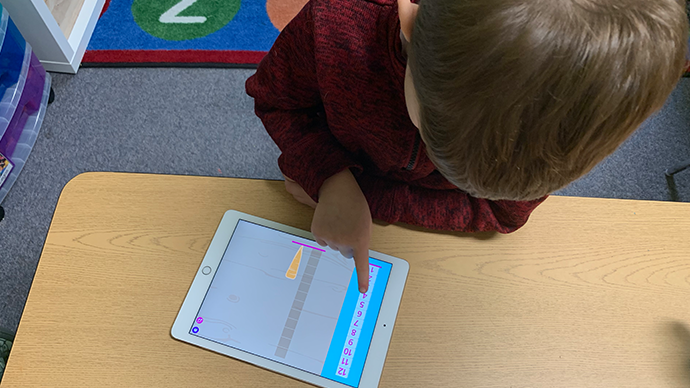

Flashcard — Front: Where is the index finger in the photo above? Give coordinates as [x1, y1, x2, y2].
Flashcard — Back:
[353, 244, 370, 294]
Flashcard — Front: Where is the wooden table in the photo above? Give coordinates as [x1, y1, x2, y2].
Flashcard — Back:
[3, 172, 690, 387]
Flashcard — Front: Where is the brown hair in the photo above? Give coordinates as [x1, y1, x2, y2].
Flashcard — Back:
[408, 0, 688, 201]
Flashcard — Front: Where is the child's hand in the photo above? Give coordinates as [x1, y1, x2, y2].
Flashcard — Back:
[311, 170, 372, 293]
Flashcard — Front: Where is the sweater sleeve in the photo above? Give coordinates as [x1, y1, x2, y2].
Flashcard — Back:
[245, 1, 361, 201]
[357, 175, 547, 233]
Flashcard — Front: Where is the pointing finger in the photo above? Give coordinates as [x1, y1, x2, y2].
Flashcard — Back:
[353, 244, 370, 293]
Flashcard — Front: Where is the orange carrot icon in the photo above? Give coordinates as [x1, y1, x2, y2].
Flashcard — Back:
[286, 246, 303, 279]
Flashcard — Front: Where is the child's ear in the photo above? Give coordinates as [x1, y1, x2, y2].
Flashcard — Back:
[398, 0, 419, 42]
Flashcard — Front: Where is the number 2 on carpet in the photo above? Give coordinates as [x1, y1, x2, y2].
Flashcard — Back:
[132, 0, 241, 41]
[159, 0, 207, 24]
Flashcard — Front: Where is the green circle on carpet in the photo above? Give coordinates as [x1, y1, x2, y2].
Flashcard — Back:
[132, 0, 241, 41]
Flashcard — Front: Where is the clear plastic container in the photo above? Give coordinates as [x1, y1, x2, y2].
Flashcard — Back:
[0, 18, 26, 94]
[0, 72, 50, 203]
[0, 20, 30, 141]
[0, 6, 10, 52]
[0, 52, 46, 158]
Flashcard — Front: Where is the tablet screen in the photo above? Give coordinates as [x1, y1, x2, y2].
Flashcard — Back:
[191, 220, 392, 387]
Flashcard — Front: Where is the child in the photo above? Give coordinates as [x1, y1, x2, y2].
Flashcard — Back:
[246, 0, 688, 292]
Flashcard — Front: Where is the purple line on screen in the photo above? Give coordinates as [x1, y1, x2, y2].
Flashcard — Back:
[292, 241, 326, 252]
[370, 263, 382, 269]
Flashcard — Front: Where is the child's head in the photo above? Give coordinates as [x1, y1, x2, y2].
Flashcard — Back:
[399, 0, 688, 201]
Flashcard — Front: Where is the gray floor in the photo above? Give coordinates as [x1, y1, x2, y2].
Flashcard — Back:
[0, 68, 688, 332]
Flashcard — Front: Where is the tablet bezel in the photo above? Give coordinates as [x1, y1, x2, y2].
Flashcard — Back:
[171, 210, 409, 388]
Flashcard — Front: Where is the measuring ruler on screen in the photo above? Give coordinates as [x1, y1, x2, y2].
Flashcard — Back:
[336, 263, 381, 378]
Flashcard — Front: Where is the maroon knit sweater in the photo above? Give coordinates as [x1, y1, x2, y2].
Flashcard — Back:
[245, 0, 546, 233]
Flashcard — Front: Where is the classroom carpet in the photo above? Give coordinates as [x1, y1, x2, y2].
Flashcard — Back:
[83, 0, 307, 66]
[0, 68, 688, 333]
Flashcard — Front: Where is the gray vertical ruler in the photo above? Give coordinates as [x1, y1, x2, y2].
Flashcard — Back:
[275, 248, 322, 358]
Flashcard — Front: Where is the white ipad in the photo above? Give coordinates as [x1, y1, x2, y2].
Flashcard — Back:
[172, 210, 409, 388]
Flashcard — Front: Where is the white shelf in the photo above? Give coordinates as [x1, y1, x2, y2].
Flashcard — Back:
[44, 0, 86, 38]
[0, 0, 105, 73]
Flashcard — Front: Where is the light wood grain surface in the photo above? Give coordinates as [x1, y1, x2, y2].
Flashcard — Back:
[3, 172, 690, 387]
[43, 0, 86, 38]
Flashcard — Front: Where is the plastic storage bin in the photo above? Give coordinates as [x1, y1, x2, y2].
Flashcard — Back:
[0, 3, 51, 204]
[0, 16, 30, 140]
[0, 71, 50, 203]
[0, 53, 46, 157]
[0, 18, 27, 97]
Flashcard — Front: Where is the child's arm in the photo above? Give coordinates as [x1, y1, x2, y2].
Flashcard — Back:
[246, 2, 361, 202]
[356, 175, 547, 233]
[246, 3, 372, 292]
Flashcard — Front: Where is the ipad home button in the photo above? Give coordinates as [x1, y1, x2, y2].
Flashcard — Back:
[202, 266, 212, 275]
